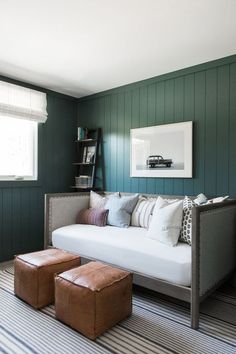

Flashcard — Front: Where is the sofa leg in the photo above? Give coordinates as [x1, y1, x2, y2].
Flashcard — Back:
[191, 299, 199, 329]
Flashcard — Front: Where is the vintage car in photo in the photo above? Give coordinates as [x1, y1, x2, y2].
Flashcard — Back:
[147, 155, 173, 168]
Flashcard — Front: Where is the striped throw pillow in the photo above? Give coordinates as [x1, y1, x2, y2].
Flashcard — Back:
[131, 197, 157, 229]
[77, 208, 108, 227]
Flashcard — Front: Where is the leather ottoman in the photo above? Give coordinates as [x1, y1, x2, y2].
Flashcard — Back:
[55, 261, 132, 340]
[14, 249, 81, 309]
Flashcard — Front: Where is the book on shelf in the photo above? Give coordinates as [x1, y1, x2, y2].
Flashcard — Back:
[82, 147, 87, 163]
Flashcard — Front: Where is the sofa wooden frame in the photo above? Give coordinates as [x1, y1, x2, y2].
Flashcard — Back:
[44, 192, 236, 329]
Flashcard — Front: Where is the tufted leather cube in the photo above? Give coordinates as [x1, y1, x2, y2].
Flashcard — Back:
[55, 261, 132, 340]
[14, 249, 81, 309]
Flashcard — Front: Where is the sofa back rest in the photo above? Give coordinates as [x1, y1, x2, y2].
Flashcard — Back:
[45, 193, 90, 247]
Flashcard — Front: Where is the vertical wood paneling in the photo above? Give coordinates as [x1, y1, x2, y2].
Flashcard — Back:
[12, 189, 21, 253]
[20, 188, 30, 253]
[194, 71, 206, 195]
[205, 68, 217, 196]
[124, 91, 132, 192]
[110, 95, 118, 192]
[78, 56, 236, 199]
[104, 95, 111, 191]
[183, 74, 195, 195]
[2, 189, 12, 259]
[147, 84, 156, 194]
[173, 77, 184, 195]
[216, 65, 230, 195]
[229, 63, 236, 196]
[131, 88, 140, 193]
[155, 82, 165, 194]
[139, 86, 148, 193]
[164, 80, 174, 195]
[97, 97, 105, 188]
[117, 93, 125, 192]
[29, 188, 39, 251]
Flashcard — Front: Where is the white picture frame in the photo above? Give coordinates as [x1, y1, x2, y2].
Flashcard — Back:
[130, 121, 193, 178]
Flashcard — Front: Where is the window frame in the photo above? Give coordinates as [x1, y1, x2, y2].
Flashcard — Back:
[0, 123, 42, 188]
[0, 119, 38, 182]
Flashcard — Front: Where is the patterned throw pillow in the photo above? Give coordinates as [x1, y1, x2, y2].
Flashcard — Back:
[179, 196, 195, 245]
[105, 194, 139, 228]
[131, 196, 157, 228]
[77, 208, 109, 227]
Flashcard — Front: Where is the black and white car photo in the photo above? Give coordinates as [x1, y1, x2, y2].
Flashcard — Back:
[147, 155, 173, 168]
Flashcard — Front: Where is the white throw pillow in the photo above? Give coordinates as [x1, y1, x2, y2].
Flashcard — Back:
[147, 196, 183, 247]
[89, 191, 106, 208]
[89, 191, 119, 209]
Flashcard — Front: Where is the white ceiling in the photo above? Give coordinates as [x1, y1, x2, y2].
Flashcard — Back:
[0, 0, 236, 98]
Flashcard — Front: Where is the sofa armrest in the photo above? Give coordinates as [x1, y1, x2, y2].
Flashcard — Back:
[192, 200, 236, 299]
[44, 192, 90, 248]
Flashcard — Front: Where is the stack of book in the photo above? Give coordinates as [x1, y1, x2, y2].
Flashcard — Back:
[75, 175, 92, 188]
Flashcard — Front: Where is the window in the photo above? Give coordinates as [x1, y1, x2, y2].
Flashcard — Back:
[0, 80, 47, 181]
[0, 117, 38, 180]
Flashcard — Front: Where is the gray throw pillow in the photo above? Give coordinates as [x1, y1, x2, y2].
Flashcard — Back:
[105, 194, 139, 228]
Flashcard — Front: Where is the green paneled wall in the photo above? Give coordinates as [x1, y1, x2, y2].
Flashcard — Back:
[78, 55, 236, 197]
[0, 77, 77, 262]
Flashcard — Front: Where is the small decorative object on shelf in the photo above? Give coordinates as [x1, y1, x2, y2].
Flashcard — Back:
[77, 127, 88, 141]
[71, 128, 104, 191]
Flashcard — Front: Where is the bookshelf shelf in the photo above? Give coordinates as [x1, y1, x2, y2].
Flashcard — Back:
[71, 128, 102, 190]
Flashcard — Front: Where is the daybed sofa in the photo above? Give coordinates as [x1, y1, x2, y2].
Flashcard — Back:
[44, 192, 236, 329]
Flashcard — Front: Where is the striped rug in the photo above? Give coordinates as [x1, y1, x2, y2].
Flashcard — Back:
[0, 265, 235, 354]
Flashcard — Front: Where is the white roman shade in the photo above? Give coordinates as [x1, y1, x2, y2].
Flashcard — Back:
[0, 80, 48, 123]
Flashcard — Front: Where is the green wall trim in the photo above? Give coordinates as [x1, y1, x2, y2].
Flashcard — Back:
[79, 54, 236, 101]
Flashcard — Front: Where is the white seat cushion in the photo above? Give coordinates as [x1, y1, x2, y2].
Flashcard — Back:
[52, 225, 191, 286]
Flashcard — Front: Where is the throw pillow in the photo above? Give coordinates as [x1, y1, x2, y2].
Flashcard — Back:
[77, 208, 108, 227]
[179, 196, 195, 245]
[105, 194, 139, 228]
[131, 196, 157, 228]
[89, 191, 119, 209]
[147, 196, 183, 246]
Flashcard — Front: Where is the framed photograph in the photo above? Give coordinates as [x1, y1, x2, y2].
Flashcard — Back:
[85, 146, 95, 163]
[130, 121, 193, 178]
